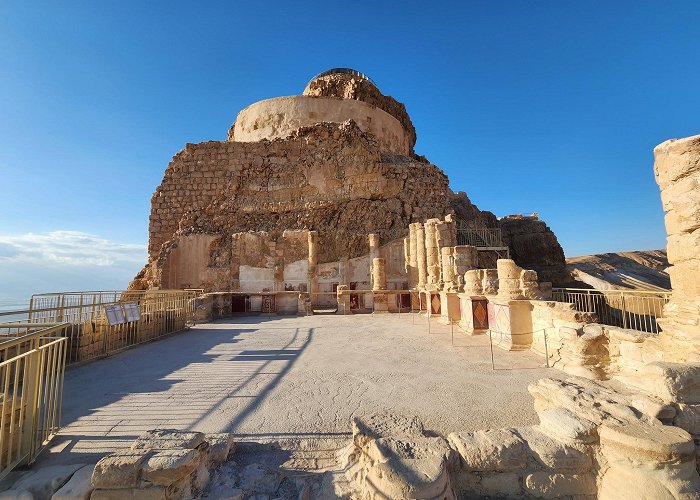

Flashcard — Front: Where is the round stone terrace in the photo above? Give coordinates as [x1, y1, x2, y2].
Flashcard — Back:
[39, 314, 562, 466]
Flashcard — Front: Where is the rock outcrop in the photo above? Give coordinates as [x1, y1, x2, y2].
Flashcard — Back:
[499, 214, 569, 285]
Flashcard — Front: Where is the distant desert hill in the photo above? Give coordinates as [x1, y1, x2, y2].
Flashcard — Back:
[566, 250, 670, 290]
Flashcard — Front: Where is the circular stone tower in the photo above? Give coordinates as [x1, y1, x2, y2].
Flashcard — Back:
[228, 68, 416, 155]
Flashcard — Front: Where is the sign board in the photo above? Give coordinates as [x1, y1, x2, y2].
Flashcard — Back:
[104, 304, 126, 326]
[123, 303, 141, 322]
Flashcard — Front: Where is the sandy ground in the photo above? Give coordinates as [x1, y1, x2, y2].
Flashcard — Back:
[39, 314, 561, 467]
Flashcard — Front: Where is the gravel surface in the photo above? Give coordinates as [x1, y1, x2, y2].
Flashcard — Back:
[39, 314, 561, 466]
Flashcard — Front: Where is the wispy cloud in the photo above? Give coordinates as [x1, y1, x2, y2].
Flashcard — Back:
[0, 231, 146, 267]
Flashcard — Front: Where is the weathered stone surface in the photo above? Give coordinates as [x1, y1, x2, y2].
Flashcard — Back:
[0, 465, 83, 500]
[599, 422, 695, 463]
[518, 426, 592, 472]
[674, 404, 700, 436]
[92, 452, 150, 489]
[141, 449, 200, 486]
[364, 437, 456, 500]
[205, 433, 235, 464]
[448, 429, 526, 471]
[130, 429, 205, 451]
[635, 362, 700, 404]
[90, 487, 166, 500]
[524, 472, 596, 499]
[529, 377, 640, 427]
[352, 413, 425, 447]
[536, 408, 598, 444]
[51, 465, 94, 500]
[480, 472, 522, 497]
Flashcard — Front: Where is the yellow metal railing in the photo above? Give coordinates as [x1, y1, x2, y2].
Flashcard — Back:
[0, 324, 67, 479]
[552, 288, 671, 334]
[0, 290, 201, 366]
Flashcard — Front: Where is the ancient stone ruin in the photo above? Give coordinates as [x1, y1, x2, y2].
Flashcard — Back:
[7, 71, 698, 499]
[129, 68, 567, 297]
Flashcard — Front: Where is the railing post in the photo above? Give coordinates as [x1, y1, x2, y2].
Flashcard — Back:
[621, 293, 628, 329]
[21, 339, 41, 465]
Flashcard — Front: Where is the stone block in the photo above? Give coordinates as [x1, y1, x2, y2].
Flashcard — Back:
[364, 437, 456, 500]
[205, 433, 235, 464]
[448, 429, 526, 471]
[600, 422, 695, 464]
[537, 408, 598, 444]
[674, 404, 700, 436]
[141, 449, 200, 486]
[90, 487, 166, 500]
[518, 426, 592, 472]
[524, 472, 596, 499]
[636, 362, 700, 404]
[480, 472, 522, 497]
[52, 465, 95, 500]
[130, 429, 206, 451]
[92, 452, 150, 489]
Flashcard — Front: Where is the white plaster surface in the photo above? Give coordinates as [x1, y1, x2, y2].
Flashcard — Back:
[39, 315, 561, 467]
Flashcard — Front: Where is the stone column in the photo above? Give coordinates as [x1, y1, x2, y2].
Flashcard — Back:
[654, 135, 700, 363]
[497, 259, 525, 300]
[408, 225, 419, 288]
[372, 257, 389, 313]
[490, 259, 531, 351]
[372, 258, 387, 291]
[308, 231, 318, 296]
[441, 247, 457, 291]
[368, 233, 380, 263]
[424, 219, 441, 289]
[458, 269, 489, 335]
[414, 223, 427, 289]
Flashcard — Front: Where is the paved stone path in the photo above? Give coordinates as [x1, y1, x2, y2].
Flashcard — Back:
[39, 314, 561, 466]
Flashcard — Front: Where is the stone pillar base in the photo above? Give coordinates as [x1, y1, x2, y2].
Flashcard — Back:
[488, 299, 533, 351]
[457, 294, 489, 335]
[438, 291, 460, 325]
[373, 292, 389, 313]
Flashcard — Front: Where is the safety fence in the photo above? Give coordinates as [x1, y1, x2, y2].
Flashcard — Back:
[0, 324, 67, 479]
[456, 227, 505, 247]
[552, 288, 671, 334]
[0, 290, 200, 366]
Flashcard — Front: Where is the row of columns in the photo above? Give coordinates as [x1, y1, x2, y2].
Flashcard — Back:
[406, 215, 478, 292]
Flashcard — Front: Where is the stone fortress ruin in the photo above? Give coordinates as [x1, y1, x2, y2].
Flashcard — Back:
[2, 70, 699, 499]
[129, 68, 567, 305]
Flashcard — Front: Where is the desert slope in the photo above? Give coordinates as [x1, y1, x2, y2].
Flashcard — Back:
[566, 250, 670, 290]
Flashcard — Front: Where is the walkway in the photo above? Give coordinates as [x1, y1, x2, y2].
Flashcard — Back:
[39, 314, 561, 466]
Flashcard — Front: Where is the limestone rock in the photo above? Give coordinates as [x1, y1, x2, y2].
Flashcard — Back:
[130, 429, 206, 451]
[537, 408, 598, 444]
[448, 429, 526, 471]
[0, 465, 85, 500]
[364, 437, 456, 500]
[524, 472, 596, 499]
[51, 465, 94, 500]
[92, 452, 150, 489]
[351, 413, 425, 447]
[518, 426, 592, 472]
[636, 362, 700, 404]
[205, 433, 235, 464]
[141, 449, 200, 486]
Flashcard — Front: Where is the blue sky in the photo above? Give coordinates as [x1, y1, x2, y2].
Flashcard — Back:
[1, 1, 699, 300]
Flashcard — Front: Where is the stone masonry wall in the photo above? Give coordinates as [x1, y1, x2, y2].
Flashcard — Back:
[138, 120, 495, 290]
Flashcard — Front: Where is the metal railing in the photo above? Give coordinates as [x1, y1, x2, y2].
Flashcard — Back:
[456, 228, 505, 248]
[0, 324, 67, 479]
[0, 290, 200, 366]
[552, 288, 671, 334]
